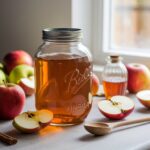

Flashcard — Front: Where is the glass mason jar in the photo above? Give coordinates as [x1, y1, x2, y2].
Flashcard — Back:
[102, 55, 128, 99]
[34, 28, 93, 126]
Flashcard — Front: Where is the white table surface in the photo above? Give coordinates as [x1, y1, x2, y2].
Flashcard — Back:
[1, 95, 150, 150]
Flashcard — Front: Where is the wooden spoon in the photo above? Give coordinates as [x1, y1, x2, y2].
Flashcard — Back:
[84, 117, 150, 135]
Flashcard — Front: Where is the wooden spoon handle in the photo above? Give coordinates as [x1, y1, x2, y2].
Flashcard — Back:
[111, 117, 150, 128]
[0, 132, 17, 145]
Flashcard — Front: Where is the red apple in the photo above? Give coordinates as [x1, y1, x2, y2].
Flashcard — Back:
[0, 83, 25, 120]
[13, 110, 53, 133]
[3, 50, 33, 73]
[98, 96, 134, 120]
[18, 76, 35, 96]
[136, 90, 150, 108]
[92, 73, 100, 95]
[126, 63, 150, 93]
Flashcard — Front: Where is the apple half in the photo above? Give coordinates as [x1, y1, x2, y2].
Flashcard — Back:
[136, 90, 150, 108]
[98, 96, 135, 120]
[13, 110, 53, 133]
[18, 76, 35, 96]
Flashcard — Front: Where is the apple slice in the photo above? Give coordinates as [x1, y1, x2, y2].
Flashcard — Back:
[36, 110, 53, 127]
[136, 90, 150, 108]
[98, 96, 134, 120]
[18, 76, 35, 96]
[13, 110, 53, 133]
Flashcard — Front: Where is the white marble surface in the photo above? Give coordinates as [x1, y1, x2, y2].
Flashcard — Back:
[0, 95, 150, 150]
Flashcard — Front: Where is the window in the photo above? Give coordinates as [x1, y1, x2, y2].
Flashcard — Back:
[105, 0, 150, 56]
[92, 0, 150, 67]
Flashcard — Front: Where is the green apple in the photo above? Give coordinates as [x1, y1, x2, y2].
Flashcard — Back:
[0, 63, 4, 70]
[9, 64, 34, 84]
[0, 70, 7, 84]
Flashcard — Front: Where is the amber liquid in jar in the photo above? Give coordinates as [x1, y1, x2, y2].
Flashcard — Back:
[103, 77, 127, 99]
[35, 53, 92, 125]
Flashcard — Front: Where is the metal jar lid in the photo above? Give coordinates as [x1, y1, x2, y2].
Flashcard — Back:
[42, 28, 83, 41]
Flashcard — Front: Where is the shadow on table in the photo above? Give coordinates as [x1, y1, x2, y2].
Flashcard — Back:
[0, 124, 75, 147]
[1, 123, 81, 142]
[5, 129, 19, 137]
[4, 128, 39, 141]
[6, 124, 78, 138]
[0, 120, 10, 124]
[136, 107, 150, 114]
[88, 117, 127, 123]
[78, 132, 110, 142]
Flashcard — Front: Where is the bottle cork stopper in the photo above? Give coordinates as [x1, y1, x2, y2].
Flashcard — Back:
[109, 55, 120, 63]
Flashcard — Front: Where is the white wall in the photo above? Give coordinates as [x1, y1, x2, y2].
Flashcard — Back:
[0, 0, 71, 60]
[0, 0, 95, 61]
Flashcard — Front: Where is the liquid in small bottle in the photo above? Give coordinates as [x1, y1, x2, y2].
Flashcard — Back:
[102, 55, 127, 99]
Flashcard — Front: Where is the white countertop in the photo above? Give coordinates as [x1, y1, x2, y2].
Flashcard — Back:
[0, 95, 150, 150]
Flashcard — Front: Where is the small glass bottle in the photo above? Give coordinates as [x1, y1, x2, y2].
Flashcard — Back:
[102, 55, 127, 99]
[34, 28, 93, 126]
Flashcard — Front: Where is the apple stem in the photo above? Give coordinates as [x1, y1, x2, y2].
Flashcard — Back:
[3, 80, 7, 87]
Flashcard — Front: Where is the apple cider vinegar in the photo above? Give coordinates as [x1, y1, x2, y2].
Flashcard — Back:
[103, 78, 127, 99]
[35, 54, 92, 125]
[35, 28, 93, 126]
[102, 55, 127, 99]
